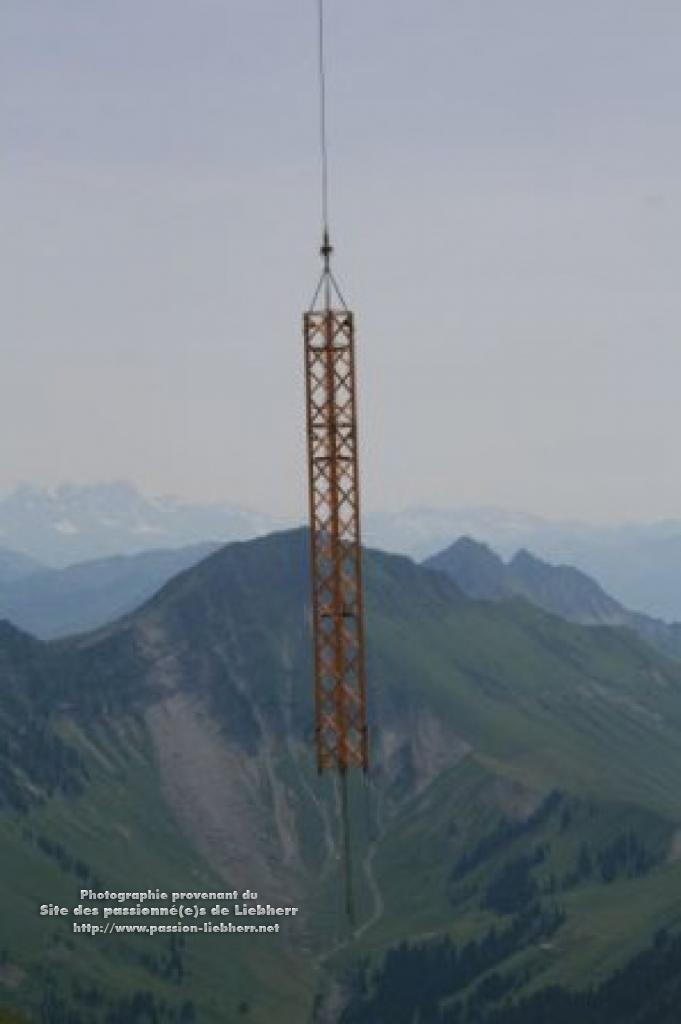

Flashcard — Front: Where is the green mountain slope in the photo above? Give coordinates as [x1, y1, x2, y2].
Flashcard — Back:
[1, 529, 681, 1021]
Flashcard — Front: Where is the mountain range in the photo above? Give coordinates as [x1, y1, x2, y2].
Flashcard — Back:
[0, 542, 220, 639]
[425, 537, 681, 662]
[1, 525, 679, 664]
[4, 482, 681, 618]
[365, 507, 681, 621]
[0, 547, 42, 586]
[0, 482, 278, 567]
[2, 529, 681, 1021]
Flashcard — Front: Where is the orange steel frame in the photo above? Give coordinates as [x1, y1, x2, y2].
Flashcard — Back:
[304, 298, 369, 776]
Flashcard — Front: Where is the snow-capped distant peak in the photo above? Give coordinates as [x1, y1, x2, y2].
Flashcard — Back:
[131, 523, 167, 536]
[0, 481, 281, 566]
[53, 519, 80, 536]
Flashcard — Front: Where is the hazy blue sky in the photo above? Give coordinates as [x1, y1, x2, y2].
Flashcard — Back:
[2, 1, 680, 521]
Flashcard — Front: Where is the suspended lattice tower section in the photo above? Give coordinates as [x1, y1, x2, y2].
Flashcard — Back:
[304, 231, 369, 777]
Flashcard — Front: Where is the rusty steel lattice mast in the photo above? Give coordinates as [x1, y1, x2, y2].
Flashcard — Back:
[304, 234, 368, 779]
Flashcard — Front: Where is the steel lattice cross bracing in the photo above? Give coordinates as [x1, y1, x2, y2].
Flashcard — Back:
[304, 307, 369, 775]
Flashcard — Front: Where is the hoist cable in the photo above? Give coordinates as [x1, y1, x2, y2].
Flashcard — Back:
[318, 0, 330, 237]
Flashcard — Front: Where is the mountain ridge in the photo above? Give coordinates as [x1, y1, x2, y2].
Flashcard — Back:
[426, 535, 681, 661]
[0, 541, 221, 639]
